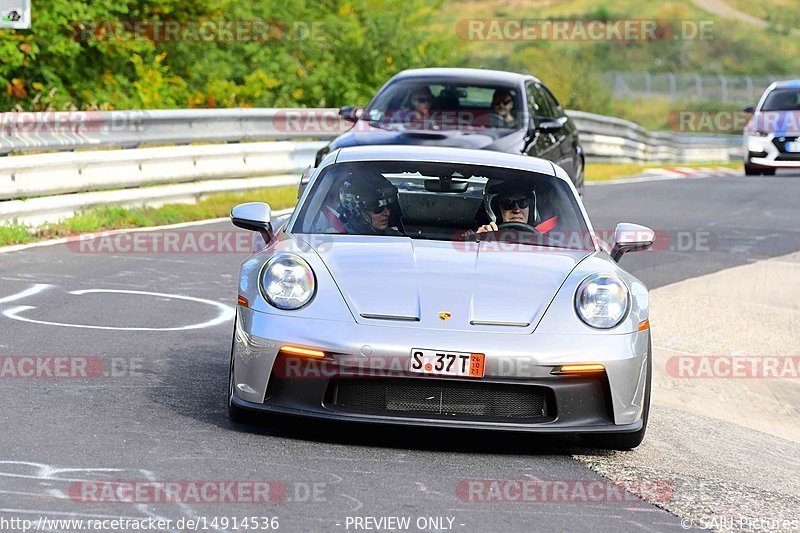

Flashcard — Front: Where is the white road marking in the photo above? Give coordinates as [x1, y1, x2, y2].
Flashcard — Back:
[0, 461, 180, 532]
[139, 469, 230, 533]
[2, 289, 234, 331]
[341, 493, 364, 512]
[0, 284, 52, 304]
[0, 489, 66, 499]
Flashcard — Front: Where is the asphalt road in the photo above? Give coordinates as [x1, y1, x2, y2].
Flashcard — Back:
[1, 171, 798, 533]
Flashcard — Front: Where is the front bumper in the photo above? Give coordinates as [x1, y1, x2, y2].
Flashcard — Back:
[231, 306, 650, 432]
[746, 133, 800, 167]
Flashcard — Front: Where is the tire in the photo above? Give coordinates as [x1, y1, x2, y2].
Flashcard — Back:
[227, 313, 251, 423]
[583, 338, 651, 450]
[745, 163, 776, 176]
[575, 159, 585, 197]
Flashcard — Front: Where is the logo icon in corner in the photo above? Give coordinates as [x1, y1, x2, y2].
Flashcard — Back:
[1, 2, 29, 29]
[438, 312, 452, 321]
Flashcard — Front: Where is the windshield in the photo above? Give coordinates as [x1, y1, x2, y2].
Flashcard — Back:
[761, 88, 800, 111]
[363, 80, 523, 133]
[292, 161, 591, 250]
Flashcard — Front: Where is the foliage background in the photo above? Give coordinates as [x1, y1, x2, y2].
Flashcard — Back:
[2, 0, 798, 128]
[0, 0, 454, 110]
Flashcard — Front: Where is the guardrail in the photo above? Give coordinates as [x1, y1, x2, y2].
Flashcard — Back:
[0, 109, 340, 155]
[1, 108, 738, 160]
[567, 111, 739, 163]
[1, 108, 740, 225]
[0, 140, 324, 225]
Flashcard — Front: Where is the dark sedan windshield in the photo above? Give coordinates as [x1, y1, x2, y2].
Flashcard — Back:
[363, 80, 523, 132]
[292, 161, 592, 250]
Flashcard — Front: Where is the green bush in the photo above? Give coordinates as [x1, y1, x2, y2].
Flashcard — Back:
[0, 0, 456, 110]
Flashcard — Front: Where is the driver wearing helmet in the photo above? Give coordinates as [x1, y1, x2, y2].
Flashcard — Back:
[476, 181, 534, 234]
[338, 175, 403, 235]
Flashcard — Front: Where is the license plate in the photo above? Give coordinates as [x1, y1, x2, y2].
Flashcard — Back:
[786, 141, 800, 152]
[408, 349, 485, 378]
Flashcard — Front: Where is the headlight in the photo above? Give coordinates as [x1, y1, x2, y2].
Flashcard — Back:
[260, 254, 315, 310]
[575, 274, 629, 329]
[747, 136, 769, 153]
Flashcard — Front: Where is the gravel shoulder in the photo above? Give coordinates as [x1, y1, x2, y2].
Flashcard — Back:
[575, 251, 800, 530]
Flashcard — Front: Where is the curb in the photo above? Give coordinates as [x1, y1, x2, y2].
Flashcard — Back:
[588, 166, 740, 186]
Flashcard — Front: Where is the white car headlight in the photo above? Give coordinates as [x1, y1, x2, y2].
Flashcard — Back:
[575, 274, 629, 329]
[747, 136, 769, 152]
[260, 254, 315, 310]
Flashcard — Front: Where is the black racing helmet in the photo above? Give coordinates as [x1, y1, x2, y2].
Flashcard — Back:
[338, 174, 399, 233]
[483, 179, 537, 225]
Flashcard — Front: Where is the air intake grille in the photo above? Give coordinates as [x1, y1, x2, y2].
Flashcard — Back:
[330, 378, 548, 420]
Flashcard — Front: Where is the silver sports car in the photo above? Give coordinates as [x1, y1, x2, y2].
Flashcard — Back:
[228, 145, 654, 449]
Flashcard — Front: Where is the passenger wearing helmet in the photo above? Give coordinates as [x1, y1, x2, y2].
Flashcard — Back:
[338, 175, 403, 235]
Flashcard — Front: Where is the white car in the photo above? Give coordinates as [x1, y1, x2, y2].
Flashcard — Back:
[743, 80, 800, 175]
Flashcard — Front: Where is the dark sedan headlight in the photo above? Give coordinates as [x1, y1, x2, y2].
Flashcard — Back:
[260, 254, 316, 310]
[575, 274, 629, 329]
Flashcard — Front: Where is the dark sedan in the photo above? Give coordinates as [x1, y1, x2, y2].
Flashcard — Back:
[308, 68, 585, 195]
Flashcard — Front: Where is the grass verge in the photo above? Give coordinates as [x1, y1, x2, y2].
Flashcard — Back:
[586, 161, 741, 182]
[1, 165, 744, 247]
[0, 186, 298, 248]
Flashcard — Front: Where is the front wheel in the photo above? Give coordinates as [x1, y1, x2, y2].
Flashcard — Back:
[575, 159, 585, 197]
[744, 163, 759, 176]
[745, 163, 776, 176]
[227, 314, 250, 423]
[583, 339, 651, 450]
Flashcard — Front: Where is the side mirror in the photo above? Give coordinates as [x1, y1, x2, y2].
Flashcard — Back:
[742, 104, 755, 114]
[535, 116, 567, 133]
[610, 223, 654, 262]
[231, 202, 272, 234]
[298, 166, 314, 199]
[339, 106, 364, 123]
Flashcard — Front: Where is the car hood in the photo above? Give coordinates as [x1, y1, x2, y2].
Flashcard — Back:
[328, 120, 522, 152]
[298, 235, 590, 333]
